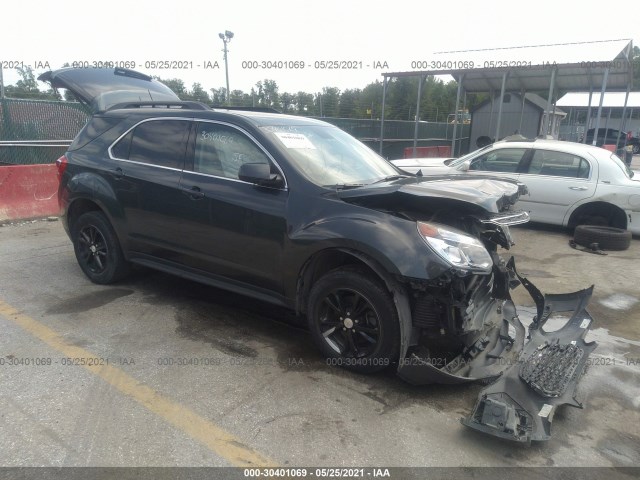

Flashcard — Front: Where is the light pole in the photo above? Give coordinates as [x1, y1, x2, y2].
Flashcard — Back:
[218, 30, 234, 106]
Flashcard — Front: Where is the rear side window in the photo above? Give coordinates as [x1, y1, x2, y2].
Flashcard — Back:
[193, 122, 270, 180]
[112, 119, 190, 169]
[527, 150, 590, 178]
[69, 116, 122, 151]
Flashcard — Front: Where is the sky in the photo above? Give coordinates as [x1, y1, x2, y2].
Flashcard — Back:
[1, 0, 639, 95]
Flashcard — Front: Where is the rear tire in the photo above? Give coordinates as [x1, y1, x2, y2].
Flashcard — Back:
[307, 267, 400, 374]
[573, 225, 631, 251]
[72, 211, 130, 284]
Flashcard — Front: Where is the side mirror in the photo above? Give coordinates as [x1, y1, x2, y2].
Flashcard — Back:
[459, 159, 471, 172]
[238, 162, 283, 188]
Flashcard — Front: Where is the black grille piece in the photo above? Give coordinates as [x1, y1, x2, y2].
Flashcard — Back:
[519, 343, 584, 398]
[412, 295, 441, 329]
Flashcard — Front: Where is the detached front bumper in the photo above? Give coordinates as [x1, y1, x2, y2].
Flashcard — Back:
[461, 286, 596, 442]
[396, 259, 597, 443]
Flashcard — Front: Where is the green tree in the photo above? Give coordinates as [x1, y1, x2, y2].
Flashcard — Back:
[318, 87, 340, 117]
[280, 92, 294, 113]
[4, 66, 60, 100]
[360, 81, 384, 119]
[338, 89, 361, 118]
[188, 83, 210, 103]
[295, 91, 315, 115]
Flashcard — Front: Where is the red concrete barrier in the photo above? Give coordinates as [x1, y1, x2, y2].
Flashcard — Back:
[0, 164, 59, 222]
[403, 145, 452, 159]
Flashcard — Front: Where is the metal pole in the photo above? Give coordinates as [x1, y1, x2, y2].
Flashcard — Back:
[413, 75, 424, 158]
[583, 86, 594, 143]
[488, 89, 495, 138]
[604, 107, 612, 134]
[618, 85, 631, 145]
[0, 65, 4, 99]
[223, 41, 230, 105]
[592, 68, 610, 146]
[451, 74, 464, 157]
[518, 89, 525, 134]
[566, 108, 574, 141]
[542, 68, 556, 136]
[379, 76, 388, 155]
[494, 72, 507, 141]
[219, 32, 234, 106]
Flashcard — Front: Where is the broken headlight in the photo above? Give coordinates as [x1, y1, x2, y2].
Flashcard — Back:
[417, 222, 493, 273]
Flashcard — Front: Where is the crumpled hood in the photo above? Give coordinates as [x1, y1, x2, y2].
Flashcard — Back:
[336, 175, 527, 214]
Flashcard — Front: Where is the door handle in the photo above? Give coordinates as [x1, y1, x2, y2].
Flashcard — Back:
[181, 185, 205, 199]
[569, 186, 588, 191]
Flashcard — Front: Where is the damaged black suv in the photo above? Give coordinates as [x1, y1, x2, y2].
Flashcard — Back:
[42, 68, 596, 443]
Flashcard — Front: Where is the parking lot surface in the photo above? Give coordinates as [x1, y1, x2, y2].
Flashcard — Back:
[0, 219, 639, 468]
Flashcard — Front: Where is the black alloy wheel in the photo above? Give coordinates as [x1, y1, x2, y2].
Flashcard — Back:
[78, 224, 108, 275]
[73, 211, 130, 284]
[307, 267, 400, 373]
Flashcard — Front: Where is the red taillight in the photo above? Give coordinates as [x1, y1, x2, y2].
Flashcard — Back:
[56, 155, 68, 181]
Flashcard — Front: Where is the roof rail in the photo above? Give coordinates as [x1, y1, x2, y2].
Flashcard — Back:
[107, 101, 211, 112]
[214, 106, 281, 113]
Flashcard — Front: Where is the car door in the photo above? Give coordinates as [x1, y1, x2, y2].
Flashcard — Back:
[516, 148, 597, 225]
[463, 147, 530, 180]
[176, 120, 288, 294]
[108, 118, 191, 258]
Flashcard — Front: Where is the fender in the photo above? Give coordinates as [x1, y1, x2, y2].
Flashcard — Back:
[335, 248, 416, 374]
[66, 171, 128, 248]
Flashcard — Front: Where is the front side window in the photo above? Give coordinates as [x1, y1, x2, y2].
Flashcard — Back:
[527, 150, 590, 178]
[194, 123, 270, 180]
[112, 119, 190, 169]
[467, 148, 527, 173]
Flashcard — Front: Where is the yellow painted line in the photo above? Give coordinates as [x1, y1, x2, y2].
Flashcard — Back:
[0, 299, 277, 467]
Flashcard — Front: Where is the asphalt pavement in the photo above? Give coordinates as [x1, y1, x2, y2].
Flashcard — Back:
[0, 219, 639, 471]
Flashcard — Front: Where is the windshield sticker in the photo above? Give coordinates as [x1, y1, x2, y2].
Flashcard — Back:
[274, 132, 316, 149]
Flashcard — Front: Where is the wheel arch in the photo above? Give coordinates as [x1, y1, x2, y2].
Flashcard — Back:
[67, 198, 104, 232]
[296, 248, 393, 315]
[566, 200, 628, 230]
[295, 247, 414, 369]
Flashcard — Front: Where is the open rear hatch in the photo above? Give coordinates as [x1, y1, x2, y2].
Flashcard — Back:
[38, 68, 180, 113]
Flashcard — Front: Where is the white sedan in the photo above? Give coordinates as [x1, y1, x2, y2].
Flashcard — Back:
[391, 139, 640, 234]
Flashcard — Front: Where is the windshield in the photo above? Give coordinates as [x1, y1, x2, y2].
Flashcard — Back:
[262, 124, 400, 186]
[610, 153, 634, 178]
[448, 144, 493, 168]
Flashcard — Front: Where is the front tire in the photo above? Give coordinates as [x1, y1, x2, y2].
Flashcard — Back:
[307, 267, 400, 373]
[72, 211, 130, 284]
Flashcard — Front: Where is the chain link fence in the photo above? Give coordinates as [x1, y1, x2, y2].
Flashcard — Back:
[0, 98, 89, 165]
[318, 117, 470, 158]
[0, 98, 468, 165]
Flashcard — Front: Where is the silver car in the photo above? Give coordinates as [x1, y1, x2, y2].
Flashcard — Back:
[392, 139, 640, 234]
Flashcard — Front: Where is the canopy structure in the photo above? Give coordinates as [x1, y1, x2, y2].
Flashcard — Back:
[557, 91, 640, 108]
[380, 39, 635, 156]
